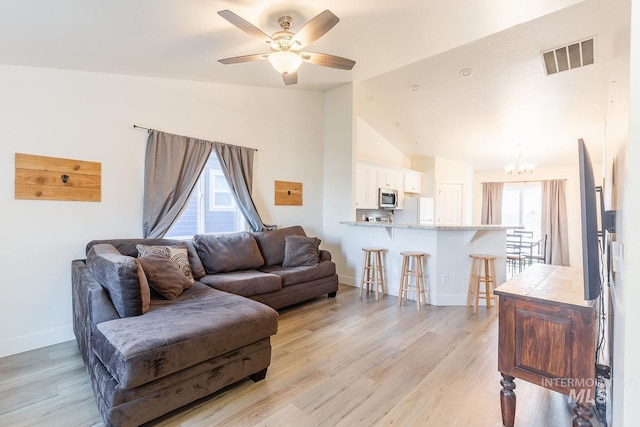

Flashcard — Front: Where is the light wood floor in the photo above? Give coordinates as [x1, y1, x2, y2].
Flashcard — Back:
[0, 284, 599, 426]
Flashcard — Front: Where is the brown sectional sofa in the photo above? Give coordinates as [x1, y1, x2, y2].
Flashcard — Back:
[72, 226, 338, 426]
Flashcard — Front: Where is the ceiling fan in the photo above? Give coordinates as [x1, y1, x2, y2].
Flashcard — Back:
[217, 9, 356, 85]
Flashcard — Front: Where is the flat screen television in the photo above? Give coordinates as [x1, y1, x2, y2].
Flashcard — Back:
[578, 138, 602, 300]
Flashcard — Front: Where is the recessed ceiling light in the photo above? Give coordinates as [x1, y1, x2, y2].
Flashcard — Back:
[459, 68, 473, 77]
[392, 122, 400, 127]
[409, 84, 421, 92]
[365, 96, 375, 103]
[411, 140, 419, 145]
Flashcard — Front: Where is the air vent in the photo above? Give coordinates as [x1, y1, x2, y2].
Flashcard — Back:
[542, 38, 595, 75]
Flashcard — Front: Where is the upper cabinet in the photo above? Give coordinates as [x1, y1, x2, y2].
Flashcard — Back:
[404, 170, 422, 193]
[378, 168, 397, 189]
[355, 160, 423, 210]
[355, 162, 379, 209]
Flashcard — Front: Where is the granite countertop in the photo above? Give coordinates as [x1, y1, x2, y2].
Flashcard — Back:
[340, 221, 518, 231]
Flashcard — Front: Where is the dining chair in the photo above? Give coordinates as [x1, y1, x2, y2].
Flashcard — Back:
[530, 234, 548, 264]
[506, 234, 525, 274]
[513, 230, 534, 239]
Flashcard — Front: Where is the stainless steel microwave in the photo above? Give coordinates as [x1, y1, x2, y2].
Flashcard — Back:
[379, 188, 398, 209]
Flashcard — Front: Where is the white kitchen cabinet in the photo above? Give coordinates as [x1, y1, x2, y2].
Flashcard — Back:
[366, 167, 380, 208]
[355, 163, 379, 209]
[395, 172, 405, 209]
[404, 170, 422, 193]
[356, 160, 423, 210]
[378, 168, 391, 189]
[378, 168, 397, 189]
[355, 163, 368, 208]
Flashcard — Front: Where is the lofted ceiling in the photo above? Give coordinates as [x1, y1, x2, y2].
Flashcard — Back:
[0, 0, 612, 170]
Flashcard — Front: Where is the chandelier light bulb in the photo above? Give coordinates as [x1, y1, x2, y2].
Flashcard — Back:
[505, 144, 535, 175]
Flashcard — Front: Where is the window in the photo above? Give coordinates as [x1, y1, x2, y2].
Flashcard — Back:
[209, 171, 235, 210]
[165, 153, 247, 238]
[502, 182, 542, 238]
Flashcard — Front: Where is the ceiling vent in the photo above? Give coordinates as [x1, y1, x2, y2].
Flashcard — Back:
[542, 38, 595, 76]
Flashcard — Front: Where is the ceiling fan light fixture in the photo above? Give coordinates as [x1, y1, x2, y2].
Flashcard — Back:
[268, 51, 303, 75]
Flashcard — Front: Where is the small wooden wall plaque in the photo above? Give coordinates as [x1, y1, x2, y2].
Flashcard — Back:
[15, 153, 102, 202]
[274, 180, 302, 206]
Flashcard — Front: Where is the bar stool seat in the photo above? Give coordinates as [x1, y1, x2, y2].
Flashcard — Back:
[467, 254, 497, 314]
[398, 251, 428, 310]
[360, 247, 385, 300]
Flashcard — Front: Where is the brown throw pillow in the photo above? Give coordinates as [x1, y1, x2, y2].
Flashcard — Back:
[137, 242, 194, 287]
[137, 254, 190, 299]
[282, 235, 321, 268]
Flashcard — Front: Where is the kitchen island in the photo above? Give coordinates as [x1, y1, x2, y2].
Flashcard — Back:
[340, 221, 515, 306]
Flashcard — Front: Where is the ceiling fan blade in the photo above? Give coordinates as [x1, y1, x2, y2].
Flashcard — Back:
[218, 10, 273, 45]
[290, 10, 339, 48]
[302, 52, 355, 70]
[218, 53, 268, 65]
[282, 72, 298, 85]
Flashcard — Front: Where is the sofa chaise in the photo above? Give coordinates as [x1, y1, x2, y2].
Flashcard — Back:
[72, 225, 338, 426]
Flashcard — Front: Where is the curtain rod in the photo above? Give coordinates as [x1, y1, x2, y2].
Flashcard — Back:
[481, 179, 567, 184]
[132, 124, 258, 151]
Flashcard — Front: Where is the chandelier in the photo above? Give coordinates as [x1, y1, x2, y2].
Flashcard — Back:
[505, 144, 535, 175]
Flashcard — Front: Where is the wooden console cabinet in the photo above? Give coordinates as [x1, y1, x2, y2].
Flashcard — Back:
[494, 264, 596, 426]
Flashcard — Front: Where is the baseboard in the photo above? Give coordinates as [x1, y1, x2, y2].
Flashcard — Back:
[431, 294, 488, 307]
[338, 274, 356, 287]
[0, 325, 74, 358]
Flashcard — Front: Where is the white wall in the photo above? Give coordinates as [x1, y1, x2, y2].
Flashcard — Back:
[0, 65, 325, 357]
[472, 165, 597, 268]
[322, 84, 356, 284]
[607, 0, 640, 424]
[410, 155, 436, 197]
[356, 117, 411, 168]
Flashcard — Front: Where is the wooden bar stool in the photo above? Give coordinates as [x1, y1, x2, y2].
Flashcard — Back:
[398, 252, 428, 310]
[467, 254, 497, 314]
[359, 247, 385, 300]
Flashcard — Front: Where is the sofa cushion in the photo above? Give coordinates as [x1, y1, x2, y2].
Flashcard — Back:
[134, 260, 151, 314]
[253, 226, 306, 266]
[198, 270, 282, 297]
[194, 232, 265, 274]
[92, 283, 278, 389]
[260, 261, 337, 287]
[136, 242, 194, 286]
[137, 254, 189, 299]
[184, 241, 206, 280]
[86, 238, 206, 280]
[86, 244, 145, 318]
[282, 235, 320, 268]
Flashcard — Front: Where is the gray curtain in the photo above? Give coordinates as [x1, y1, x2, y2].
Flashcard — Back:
[142, 130, 213, 238]
[212, 142, 275, 232]
[541, 180, 570, 266]
[481, 182, 504, 225]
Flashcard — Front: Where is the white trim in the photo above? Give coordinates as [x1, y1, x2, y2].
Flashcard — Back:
[0, 326, 74, 358]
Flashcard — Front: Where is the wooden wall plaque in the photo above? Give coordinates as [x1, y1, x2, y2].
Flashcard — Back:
[15, 153, 102, 202]
[274, 180, 302, 206]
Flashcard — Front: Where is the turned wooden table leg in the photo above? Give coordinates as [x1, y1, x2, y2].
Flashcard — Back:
[500, 373, 516, 427]
[572, 403, 593, 427]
